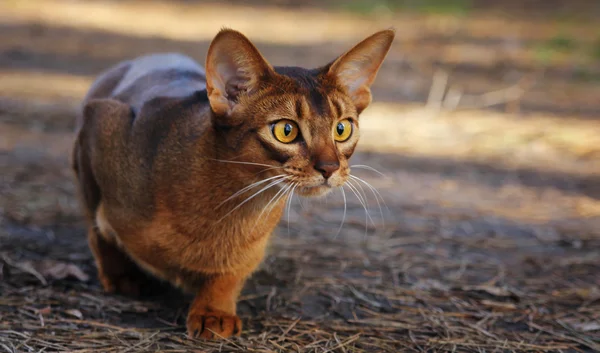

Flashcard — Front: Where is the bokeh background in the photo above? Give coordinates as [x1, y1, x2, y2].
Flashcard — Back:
[1, 1, 599, 352]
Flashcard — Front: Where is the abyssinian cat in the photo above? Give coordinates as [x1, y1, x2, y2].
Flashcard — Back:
[72, 28, 395, 339]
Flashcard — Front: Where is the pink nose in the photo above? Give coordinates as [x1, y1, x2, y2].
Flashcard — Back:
[314, 161, 340, 179]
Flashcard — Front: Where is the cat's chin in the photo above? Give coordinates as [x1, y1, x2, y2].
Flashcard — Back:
[297, 184, 333, 198]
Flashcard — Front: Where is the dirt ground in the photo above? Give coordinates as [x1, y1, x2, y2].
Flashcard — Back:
[1, 1, 599, 352]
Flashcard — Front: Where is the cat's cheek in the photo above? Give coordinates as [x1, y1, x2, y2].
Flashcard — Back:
[339, 141, 358, 160]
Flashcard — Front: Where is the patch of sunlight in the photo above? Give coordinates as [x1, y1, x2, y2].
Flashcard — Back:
[0, 122, 73, 158]
[1, 0, 598, 46]
[359, 103, 600, 176]
[3, 69, 599, 182]
[0, 0, 382, 45]
[377, 169, 600, 227]
[0, 70, 93, 100]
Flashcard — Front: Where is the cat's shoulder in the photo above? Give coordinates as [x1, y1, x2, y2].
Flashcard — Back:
[112, 53, 205, 96]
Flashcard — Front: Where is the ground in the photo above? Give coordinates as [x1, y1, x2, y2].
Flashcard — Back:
[0, 1, 599, 352]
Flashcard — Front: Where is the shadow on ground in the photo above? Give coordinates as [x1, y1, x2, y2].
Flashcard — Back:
[1, 1, 599, 352]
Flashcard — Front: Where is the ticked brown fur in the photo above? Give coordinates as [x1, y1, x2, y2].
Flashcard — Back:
[71, 28, 395, 339]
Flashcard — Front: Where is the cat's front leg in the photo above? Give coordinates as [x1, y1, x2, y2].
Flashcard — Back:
[186, 273, 244, 339]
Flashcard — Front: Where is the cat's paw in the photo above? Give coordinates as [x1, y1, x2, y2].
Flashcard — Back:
[186, 309, 242, 339]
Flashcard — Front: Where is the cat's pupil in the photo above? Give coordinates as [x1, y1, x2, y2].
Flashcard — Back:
[284, 123, 292, 136]
[336, 122, 345, 135]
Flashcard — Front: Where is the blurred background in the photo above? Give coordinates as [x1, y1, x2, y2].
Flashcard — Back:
[1, 0, 599, 351]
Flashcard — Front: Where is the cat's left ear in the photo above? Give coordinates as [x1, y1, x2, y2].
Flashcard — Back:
[205, 28, 275, 117]
[327, 29, 395, 114]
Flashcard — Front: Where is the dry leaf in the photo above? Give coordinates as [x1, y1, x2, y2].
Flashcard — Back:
[65, 309, 83, 319]
[459, 285, 515, 298]
[413, 279, 450, 292]
[36, 260, 89, 282]
[570, 321, 600, 332]
[1, 255, 47, 285]
[38, 306, 52, 315]
[552, 287, 600, 301]
[481, 299, 517, 311]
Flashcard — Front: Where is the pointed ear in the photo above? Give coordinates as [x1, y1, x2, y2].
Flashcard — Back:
[205, 28, 274, 116]
[327, 29, 395, 113]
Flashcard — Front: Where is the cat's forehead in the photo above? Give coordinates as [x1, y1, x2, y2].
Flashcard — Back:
[273, 66, 321, 88]
[271, 66, 351, 119]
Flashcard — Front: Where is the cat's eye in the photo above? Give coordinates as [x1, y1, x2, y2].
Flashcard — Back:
[334, 119, 353, 142]
[272, 120, 299, 143]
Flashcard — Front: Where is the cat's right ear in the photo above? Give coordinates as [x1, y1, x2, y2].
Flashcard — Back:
[326, 29, 395, 114]
[205, 28, 274, 116]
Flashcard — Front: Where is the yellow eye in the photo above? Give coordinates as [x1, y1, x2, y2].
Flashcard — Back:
[334, 119, 353, 142]
[272, 120, 299, 143]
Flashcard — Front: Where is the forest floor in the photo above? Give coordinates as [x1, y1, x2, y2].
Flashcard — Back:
[0, 1, 599, 352]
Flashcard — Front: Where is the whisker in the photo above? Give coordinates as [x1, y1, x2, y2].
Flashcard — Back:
[343, 182, 368, 238]
[297, 192, 307, 212]
[346, 179, 375, 227]
[353, 176, 390, 220]
[218, 174, 288, 207]
[252, 166, 285, 176]
[255, 184, 292, 226]
[217, 177, 290, 222]
[250, 181, 293, 233]
[210, 158, 281, 169]
[286, 183, 298, 236]
[350, 164, 386, 177]
[350, 175, 387, 227]
[349, 178, 372, 232]
[350, 176, 370, 211]
[271, 183, 294, 215]
[349, 175, 388, 206]
[334, 186, 347, 239]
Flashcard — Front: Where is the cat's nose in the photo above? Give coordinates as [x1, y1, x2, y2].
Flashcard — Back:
[314, 161, 340, 179]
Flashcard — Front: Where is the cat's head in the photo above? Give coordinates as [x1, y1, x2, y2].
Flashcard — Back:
[206, 28, 394, 197]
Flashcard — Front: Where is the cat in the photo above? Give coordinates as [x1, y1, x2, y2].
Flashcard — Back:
[71, 27, 395, 339]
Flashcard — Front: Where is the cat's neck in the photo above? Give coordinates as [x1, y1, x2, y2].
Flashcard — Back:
[165, 141, 289, 236]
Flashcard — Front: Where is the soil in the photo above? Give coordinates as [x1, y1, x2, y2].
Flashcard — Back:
[0, 1, 599, 352]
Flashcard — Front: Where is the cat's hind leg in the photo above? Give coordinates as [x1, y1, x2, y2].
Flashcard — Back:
[87, 225, 153, 297]
[72, 129, 157, 298]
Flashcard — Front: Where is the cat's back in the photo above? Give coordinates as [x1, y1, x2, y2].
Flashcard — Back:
[77, 53, 212, 213]
[83, 53, 207, 114]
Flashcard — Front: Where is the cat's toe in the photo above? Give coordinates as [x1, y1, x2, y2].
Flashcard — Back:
[187, 309, 242, 339]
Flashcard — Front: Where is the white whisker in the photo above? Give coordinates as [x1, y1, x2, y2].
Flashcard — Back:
[350, 175, 387, 227]
[286, 183, 298, 236]
[346, 180, 375, 227]
[211, 158, 281, 169]
[218, 174, 288, 208]
[217, 176, 290, 222]
[250, 181, 293, 233]
[350, 164, 386, 177]
[270, 183, 294, 215]
[253, 166, 285, 176]
[351, 176, 370, 211]
[349, 178, 372, 233]
[345, 180, 375, 238]
[334, 186, 347, 239]
[297, 193, 307, 212]
[344, 182, 368, 238]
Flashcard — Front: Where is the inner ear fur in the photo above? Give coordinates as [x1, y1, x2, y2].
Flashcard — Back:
[205, 28, 275, 117]
[327, 29, 395, 114]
